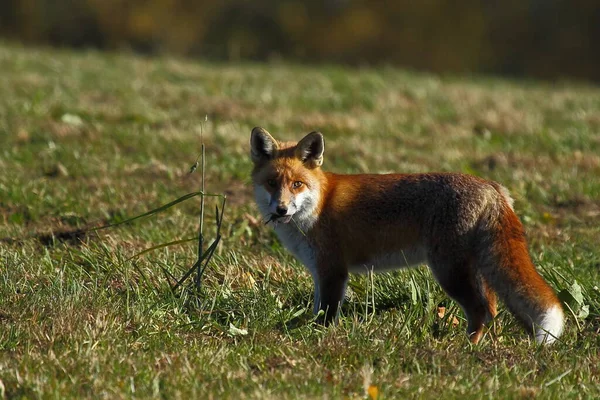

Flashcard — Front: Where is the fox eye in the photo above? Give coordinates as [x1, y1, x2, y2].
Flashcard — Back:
[292, 181, 303, 189]
[267, 179, 277, 187]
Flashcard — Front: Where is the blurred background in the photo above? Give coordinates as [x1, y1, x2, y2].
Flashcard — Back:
[1, 0, 599, 82]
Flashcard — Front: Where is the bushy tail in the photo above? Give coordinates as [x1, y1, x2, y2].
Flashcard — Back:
[478, 199, 564, 345]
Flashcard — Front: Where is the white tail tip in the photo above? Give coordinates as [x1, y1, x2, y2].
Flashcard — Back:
[535, 304, 564, 345]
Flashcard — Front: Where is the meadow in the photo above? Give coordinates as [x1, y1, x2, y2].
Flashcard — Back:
[0, 42, 599, 399]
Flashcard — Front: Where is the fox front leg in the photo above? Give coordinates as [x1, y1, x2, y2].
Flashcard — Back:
[316, 268, 349, 325]
[312, 279, 321, 315]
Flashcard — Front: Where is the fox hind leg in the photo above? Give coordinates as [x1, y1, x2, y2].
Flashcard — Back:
[429, 258, 494, 344]
[480, 276, 498, 321]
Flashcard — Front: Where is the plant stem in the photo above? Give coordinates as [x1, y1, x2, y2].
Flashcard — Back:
[195, 143, 206, 289]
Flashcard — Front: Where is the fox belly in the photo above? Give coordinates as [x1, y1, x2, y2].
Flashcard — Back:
[348, 247, 427, 273]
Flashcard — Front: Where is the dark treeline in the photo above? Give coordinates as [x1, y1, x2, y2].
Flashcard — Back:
[1, 0, 599, 81]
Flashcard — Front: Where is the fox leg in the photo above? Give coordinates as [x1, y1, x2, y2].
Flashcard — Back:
[429, 258, 494, 344]
[316, 267, 348, 325]
[311, 275, 321, 315]
[480, 276, 498, 320]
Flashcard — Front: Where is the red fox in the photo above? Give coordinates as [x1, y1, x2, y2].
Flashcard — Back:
[250, 127, 564, 345]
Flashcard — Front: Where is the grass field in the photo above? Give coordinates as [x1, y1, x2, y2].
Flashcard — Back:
[1, 42, 599, 399]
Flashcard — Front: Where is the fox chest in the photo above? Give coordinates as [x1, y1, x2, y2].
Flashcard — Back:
[273, 224, 317, 275]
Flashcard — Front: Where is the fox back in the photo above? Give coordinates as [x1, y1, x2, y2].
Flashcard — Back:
[251, 127, 564, 345]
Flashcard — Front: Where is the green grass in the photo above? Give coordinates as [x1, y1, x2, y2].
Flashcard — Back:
[1, 41, 600, 399]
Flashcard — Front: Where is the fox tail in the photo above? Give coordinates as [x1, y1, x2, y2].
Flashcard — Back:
[478, 194, 564, 344]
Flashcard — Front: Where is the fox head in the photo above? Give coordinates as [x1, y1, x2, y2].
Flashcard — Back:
[250, 127, 324, 225]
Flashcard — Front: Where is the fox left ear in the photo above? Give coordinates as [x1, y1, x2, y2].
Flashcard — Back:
[296, 131, 324, 168]
[251, 127, 278, 163]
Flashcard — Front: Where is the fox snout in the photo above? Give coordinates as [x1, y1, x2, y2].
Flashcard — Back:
[275, 205, 288, 216]
[268, 191, 296, 223]
[269, 189, 293, 214]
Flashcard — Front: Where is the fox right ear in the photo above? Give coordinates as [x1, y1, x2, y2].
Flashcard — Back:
[296, 131, 324, 168]
[250, 127, 278, 163]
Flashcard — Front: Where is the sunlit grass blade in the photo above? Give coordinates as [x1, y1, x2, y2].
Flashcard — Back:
[172, 236, 221, 292]
[93, 191, 225, 231]
[125, 237, 198, 262]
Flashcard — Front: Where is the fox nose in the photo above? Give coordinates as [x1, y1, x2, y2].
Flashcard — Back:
[276, 206, 288, 216]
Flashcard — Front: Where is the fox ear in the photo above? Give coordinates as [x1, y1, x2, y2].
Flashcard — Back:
[250, 127, 278, 163]
[296, 131, 324, 168]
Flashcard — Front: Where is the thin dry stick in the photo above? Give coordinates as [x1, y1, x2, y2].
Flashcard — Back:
[170, 116, 226, 295]
[194, 141, 206, 289]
